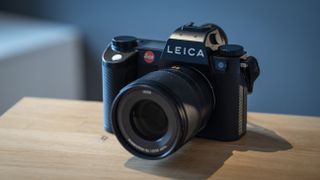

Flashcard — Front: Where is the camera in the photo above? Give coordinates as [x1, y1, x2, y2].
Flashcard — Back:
[101, 23, 260, 159]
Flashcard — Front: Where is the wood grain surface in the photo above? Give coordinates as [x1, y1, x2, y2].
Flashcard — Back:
[0, 97, 319, 180]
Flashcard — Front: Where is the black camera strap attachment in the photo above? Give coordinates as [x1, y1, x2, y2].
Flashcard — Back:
[241, 56, 260, 93]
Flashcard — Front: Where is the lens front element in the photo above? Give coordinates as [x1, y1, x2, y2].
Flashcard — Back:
[130, 100, 168, 141]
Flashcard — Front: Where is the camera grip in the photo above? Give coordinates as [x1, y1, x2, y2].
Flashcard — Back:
[102, 58, 137, 133]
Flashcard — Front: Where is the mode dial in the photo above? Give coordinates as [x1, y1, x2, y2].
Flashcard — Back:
[111, 36, 138, 52]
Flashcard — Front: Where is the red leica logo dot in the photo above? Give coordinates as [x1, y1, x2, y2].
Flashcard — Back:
[144, 51, 155, 63]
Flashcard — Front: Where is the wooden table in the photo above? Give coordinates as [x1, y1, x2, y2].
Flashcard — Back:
[0, 97, 319, 180]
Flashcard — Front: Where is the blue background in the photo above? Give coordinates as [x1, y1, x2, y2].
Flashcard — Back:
[1, 0, 319, 116]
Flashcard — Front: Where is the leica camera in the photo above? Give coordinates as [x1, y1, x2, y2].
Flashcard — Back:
[101, 23, 260, 159]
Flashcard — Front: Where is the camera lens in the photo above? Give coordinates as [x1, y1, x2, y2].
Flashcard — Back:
[111, 67, 215, 159]
[130, 100, 168, 141]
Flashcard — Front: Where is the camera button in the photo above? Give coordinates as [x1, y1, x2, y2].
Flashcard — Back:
[112, 36, 137, 52]
[214, 59, 227, 72]
[218, 44, 245, 57]
[111, 54, 123, 61]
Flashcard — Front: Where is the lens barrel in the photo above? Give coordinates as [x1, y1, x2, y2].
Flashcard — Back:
[111, 67, 214, 159]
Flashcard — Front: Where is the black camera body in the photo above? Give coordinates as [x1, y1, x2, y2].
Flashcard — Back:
[102, 23, 260, 159]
